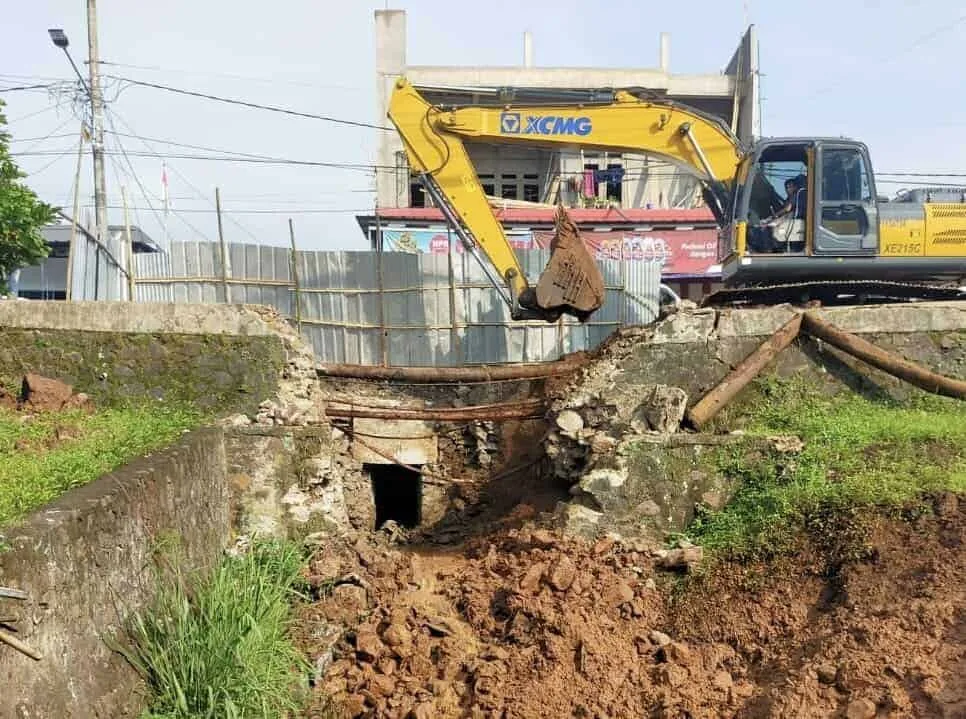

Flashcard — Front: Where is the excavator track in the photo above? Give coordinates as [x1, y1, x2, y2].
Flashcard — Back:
[703, 280, 966, 308]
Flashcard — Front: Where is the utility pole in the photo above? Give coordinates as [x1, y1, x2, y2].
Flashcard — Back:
[86, 0, 110, 297]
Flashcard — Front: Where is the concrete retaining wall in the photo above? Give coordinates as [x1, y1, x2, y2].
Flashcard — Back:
[0, 301, 288, 413]
[0, 428, 230, 719]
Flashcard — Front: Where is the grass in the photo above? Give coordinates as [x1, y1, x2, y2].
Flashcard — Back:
[113, 540, 311, 719]
[687, 378, 966, 559]
[0, 405, 202, 526]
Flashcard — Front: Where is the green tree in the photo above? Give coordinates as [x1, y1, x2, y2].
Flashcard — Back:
[0, 99, 57, 293]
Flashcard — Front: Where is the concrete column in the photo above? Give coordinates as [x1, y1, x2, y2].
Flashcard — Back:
[375, 9, 407, 209]
[659, 32, 670, 73]
[524, 31, 533, 67]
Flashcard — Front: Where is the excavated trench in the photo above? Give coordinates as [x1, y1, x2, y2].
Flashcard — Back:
[290, 304, 966, 719]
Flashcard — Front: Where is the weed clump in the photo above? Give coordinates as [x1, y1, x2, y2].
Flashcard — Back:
[689, 378, 966, 558]
[115, 540, 310, 719]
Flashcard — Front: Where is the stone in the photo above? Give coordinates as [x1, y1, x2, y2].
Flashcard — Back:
[659, 545, 703, 571]
[344, 694, 367, 717]
[332, 583, 369, 615]
[640, 385, 687, 433]
[655, 663, 688, 688]
[649, 630, 672, 647]
[530, 529, 556, 548]
[845, 698, 877, 719]
[554, 502, 603, 539]
[382, 623, 413, 658]
[939, 335, 957, 350]
[555, 410, 585, 437]
[660, 641, 692, 666]
[376, 657, 397, 676]
[699, 491, 727, 511]
[547, 555, 577, 591]
[225, 413, 251, 427]
[637, 499, 661, 517]
[767, 435, 805, 453]
[520, 562, 547, 593]
[354, 628, 385, 662]
[369, 674, 397, 698]
[590, 433, 618, 454]
[411, 702, 436, 719]
[614, 582, 635, 604]
[712, 670, 734, 691]
[21, 373, 73, 411]
[816, 663, 838, 685]
[644, 578, 657, 591]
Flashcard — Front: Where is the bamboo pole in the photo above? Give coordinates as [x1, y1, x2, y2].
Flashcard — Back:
[802, 312, 966, 399]
[288, 219, 302, 333]
[686, 313, 803, 429]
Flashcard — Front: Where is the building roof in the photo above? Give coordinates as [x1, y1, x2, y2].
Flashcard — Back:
[368, 206, 716, 227]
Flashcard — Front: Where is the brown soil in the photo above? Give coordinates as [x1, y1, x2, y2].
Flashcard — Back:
[297, 493, 965, 719]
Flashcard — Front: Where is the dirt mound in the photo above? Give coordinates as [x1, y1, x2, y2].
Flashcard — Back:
[299, 495, 965, 719]
[3, 374, 94, 413]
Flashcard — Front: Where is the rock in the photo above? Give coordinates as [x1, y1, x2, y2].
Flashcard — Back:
[644, 578, 657, 591]
[520, 562, 547, 593]
[699, 490, 727, 511]
[590, 433, 618, 454]
[376, 657, 397, 676]
[555, 410, 585, 437]
[592, 537, 616, 556]
[615, 582, 634, 604]
[382, 623, 413, 658]
[845, 698, 877, 719]
[659, 545, 704, 571]
[344, 694, 367, 717]
[0, 387, 18, 410]
[939, 335, 957, 350]
[655, 663, 688, 688]
[354, 628, 385, 662]
[21, 374, 73, 411]
[225, 413, 251, 427]
[547, 555, 577, 591]
[660, 641, 692, 666]
[554, 502, 603, 539]
[712, 670, 734, 691]
[410, 702, 436, 719]
[767, 435, 805, 453]
[636, 499, 662, 517]
[640, 385, 687, 433]
[530, 529, 556, 548]
[369, 674, 396, 697]
[816, 663, 838, 685]
[649, 630, 672, 647]
[332, 583, 369, 615]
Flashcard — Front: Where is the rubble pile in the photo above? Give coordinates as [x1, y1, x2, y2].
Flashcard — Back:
[297, 496, 966, 719]
[302, 528, 754, 719]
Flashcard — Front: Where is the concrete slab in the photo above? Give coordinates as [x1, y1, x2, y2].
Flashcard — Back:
[350, 418, 438, 465]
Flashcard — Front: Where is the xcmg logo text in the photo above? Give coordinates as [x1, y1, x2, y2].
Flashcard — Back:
[500, 113, 592, 136]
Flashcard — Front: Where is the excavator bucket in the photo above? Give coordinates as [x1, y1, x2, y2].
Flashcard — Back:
[534, 206, 606, 321]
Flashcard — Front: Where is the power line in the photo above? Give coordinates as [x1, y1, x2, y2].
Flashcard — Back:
[98, 60, 367, 93]
[9, 132, 78, 143]
[0, 83, 57, 93]
[107, 109, 261, 243]
[85, 206, 374, 214]
[105, 75, 393, 131]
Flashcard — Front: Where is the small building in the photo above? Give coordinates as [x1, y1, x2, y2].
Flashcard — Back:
[361, 10, 758, 297]
[12, 222, 162, 300]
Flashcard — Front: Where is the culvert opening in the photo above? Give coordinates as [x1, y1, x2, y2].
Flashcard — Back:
[367, 463, 422, 529]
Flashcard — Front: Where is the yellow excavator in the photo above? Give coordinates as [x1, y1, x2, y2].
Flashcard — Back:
[388, 78, 966, 322]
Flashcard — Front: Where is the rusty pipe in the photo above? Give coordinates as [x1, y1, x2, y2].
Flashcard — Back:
[316, 356, 586, 384]
[324, 399, 546, 421]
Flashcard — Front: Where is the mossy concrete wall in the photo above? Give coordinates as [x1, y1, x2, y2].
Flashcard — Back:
[0, 301, 287, 413]
[0, 428, 230, 719]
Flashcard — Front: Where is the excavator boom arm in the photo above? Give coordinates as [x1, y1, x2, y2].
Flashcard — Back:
[387, 79, 744, 320]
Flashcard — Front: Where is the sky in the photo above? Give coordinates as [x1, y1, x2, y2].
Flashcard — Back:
[2, 0, 965, 251]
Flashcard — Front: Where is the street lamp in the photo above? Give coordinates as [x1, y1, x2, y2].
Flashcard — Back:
[47, 28, 89, 92]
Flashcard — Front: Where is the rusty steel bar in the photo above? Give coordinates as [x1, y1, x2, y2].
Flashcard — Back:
[317, 356, 586, 384]
[325, 399, 546, 421]
[802, 311, 966, 400]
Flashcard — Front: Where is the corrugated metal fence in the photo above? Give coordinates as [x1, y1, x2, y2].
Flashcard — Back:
[133, 241, 662, 366]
